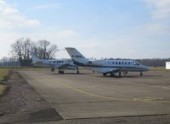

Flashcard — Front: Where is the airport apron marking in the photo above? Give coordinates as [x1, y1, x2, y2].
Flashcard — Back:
[53, 77, 170, 104]
[29, 72, 170, 104]
[66, 84, 170, 103]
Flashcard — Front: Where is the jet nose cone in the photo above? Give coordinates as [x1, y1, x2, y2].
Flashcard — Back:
[144, 66, 150, 71]
[140, 65, 150, 71]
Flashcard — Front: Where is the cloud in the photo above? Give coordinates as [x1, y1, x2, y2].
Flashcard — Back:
[139, 0, 170, 37]
[0, 30, 21, 58]
[32, 3, 62, 10]
[0, 0, 169, 59]
[0, 0, 40, 29]
[26, 29, 80, 42]
[142, 23, 170, 36]
[0, 27, 81, 58]
[144, 0, 170, 19]
[55, 30, 79, 40]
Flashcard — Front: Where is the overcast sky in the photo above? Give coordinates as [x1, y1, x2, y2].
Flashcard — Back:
[0, 0, 170, 59]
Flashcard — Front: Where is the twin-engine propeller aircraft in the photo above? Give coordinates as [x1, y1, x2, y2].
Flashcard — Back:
[31, 53, 79, 74]
[65, 47, 150, 77]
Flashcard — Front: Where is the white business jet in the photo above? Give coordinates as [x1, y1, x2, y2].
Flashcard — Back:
[31, 53, 79, 74]
[65, 47, 150, 77]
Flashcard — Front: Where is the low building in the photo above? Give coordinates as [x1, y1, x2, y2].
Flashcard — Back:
[166, 62, 170, 70]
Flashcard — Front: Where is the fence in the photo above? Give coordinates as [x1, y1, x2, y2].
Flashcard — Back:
[0, 61, 21, 67]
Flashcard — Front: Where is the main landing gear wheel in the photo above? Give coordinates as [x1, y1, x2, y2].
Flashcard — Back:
[111, 72, 115, 77]
[51, 68, 55, 72]
[76, 67, 79, 74]
[119, 72, 122, 77]
[58, 70, 64, 74]
[123, 71, 128, 76]
[103, 73, 107, 76]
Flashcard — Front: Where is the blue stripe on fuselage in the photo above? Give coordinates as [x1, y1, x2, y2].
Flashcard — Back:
[72, 59, 147, 71]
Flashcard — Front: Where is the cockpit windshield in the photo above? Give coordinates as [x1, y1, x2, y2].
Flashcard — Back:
[134, 62, 140, 65]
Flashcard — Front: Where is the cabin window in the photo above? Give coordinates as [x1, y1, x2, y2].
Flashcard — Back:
[125, 62, 127, 65]
[119, 62, 121, 65]
[122, 62, 124, 64]
[128, 62, 130, 64]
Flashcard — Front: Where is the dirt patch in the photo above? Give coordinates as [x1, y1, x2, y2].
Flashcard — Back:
[0, 71, 63, 124]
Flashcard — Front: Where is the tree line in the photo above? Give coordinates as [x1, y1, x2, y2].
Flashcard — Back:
[11, 38, 58, 66]
[136, 58, 170, 67]
[1, 38, 170, 67]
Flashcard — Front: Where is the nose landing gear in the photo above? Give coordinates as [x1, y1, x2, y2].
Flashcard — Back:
[58, 70, 64, 74]
[140, 72, 143, 77]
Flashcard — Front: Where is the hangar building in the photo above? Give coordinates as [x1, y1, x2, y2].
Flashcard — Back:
[166, 62, 170, 70]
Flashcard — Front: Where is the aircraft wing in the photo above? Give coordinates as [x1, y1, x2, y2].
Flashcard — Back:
[93, 67, 125, 74]
[57, 64, 77, 70]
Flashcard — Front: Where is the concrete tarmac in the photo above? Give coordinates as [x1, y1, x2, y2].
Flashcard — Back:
[19, 70, 170, 120]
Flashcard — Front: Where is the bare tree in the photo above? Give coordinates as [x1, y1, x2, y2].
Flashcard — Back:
[11, 38, 58, 65]
[39, 40, 50, 59]
[11, 38, 33, 66]
[22, 38, 32, 59]
[11, 38, 33, 59]
[11, 38, 23, 60]
[32, 40, 58, 59]
[47, 44, 58, 59]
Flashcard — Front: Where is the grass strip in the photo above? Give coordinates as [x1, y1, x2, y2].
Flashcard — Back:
[0, 68, 9, 96]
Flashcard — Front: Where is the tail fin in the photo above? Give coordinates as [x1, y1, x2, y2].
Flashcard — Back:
[65, 47, 89, 65]
[30, 52, 42, 64]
